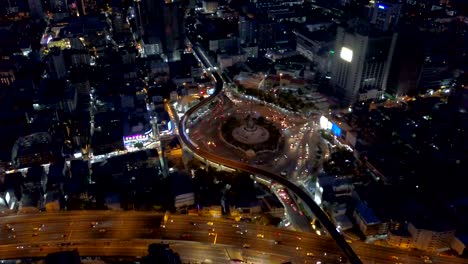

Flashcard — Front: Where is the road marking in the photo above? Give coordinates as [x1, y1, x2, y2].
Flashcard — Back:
[68, 222, 73, 241]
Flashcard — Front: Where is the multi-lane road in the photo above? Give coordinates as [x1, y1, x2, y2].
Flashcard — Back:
[0, 211, 341, 263]
[1, 211, 466, 264]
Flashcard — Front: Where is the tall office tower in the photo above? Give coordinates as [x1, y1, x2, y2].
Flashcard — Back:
[27, 0, 44, 19]
[49, 0, 67, 12]
[162, 2, 184, 58]
[239, 15, 257, 45]
[112, 11, 125, 33]
[76, 0, 86, 16]
[369, 1, 402, 31]
[387, 26, 425, 96]
[331, 22, 397, 104]
[140, 0, 184, 60]
[257, 20, 276, 52]
[130, 1, 144, 37]
[48, 48, 67, 79]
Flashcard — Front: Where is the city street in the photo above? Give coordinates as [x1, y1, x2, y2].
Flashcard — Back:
[1, 211, 465, 264]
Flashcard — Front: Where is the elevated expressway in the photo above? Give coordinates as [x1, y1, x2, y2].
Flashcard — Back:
[179, 45, 363, 264]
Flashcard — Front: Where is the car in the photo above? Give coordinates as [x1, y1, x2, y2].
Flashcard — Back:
[181, 233, 192, 239]
[230, 259, 245, 263]
[242, 244, 250, 248]
[306, 252, 314, 256]
[207, 221, 214, 226]
[338, 256, 348, 263]
[256, 234, 264, 238]
[99, 229, 107, 233]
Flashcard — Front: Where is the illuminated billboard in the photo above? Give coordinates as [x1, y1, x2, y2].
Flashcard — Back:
[123, 134, 150, 143]
[340, 47, 353, 62]
[320, 116, 328, 129]
[320, 116, 333, 130]
[123, 129, 152, 144]
[331, 123, 342, 137]
[321, 115, 342, 136]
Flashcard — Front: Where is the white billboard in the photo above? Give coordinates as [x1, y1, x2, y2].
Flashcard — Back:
[340, 47, 353, 62]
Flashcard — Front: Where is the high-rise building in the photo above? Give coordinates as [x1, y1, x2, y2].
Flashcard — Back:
[331, 22, 397, 104]
[162, 2, 184, 57]
[27, 0, 44, 19]
[112, 12, 125, 33]
[139, 0, 184, 60]
[49, 0, 67, 13]
[257, 20, 276, 52]
[48, 48, 66, 79]
[369, 1, 402, 31]
[239, 16, 257, 45]
[386, 26, 425, 96]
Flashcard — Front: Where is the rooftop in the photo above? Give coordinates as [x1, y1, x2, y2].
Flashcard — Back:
[355, 202, 380, 225]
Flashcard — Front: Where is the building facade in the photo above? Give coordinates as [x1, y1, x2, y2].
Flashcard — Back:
[369, 1, 402, 32]
[331, 24, 397, 104]
[408, 222, 455, 252]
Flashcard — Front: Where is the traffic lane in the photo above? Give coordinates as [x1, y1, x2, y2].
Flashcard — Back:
[1, 216, 164, 244]
[2, 238, 303, 264]
[4, 242, 148, 259]
[7, 212, 441, 264]
[197, 231, 334, 263]
[352, 242, 454, 264]
[162, 220, 343, 262]
[170, 242, 231, 264]
[271, 185, 312, 232]
[0, 211, 164, 227]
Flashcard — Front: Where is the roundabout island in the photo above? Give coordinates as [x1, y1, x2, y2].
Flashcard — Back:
[220, 112, 283, 156]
